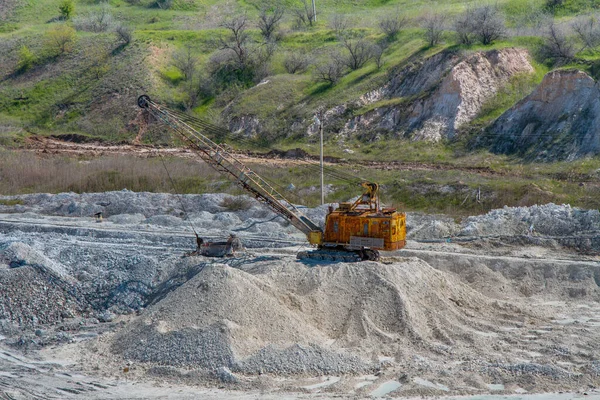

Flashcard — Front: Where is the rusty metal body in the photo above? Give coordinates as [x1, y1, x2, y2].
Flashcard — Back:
[321, 182, 406, 252]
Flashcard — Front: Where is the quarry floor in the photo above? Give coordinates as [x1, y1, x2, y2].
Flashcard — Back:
[1, 192, 599, 399]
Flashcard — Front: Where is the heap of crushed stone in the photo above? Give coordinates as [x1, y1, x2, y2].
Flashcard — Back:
[0, 243, 87, 328]
[111, 257, 524, 375]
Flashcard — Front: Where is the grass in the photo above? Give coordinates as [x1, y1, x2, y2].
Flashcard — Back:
[1, 0, 599, 216]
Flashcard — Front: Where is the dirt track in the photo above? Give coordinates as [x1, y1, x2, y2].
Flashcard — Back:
[17, 136, 555, 179]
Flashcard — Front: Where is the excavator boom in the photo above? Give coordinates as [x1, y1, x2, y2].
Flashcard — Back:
[137, 95, 323, 245]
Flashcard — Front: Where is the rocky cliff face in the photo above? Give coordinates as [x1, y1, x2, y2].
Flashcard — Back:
[484, 70, 600, 161]
[341, 48, 534, 141]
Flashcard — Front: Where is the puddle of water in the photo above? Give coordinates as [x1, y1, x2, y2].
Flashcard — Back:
[378, 356, 395, 363]
[487, 383, 505, 391]
[414, 377, 449, 391]
[369, 380, 401, 397]
[302, 376, 340, 390]
[514, 387, 527, 394]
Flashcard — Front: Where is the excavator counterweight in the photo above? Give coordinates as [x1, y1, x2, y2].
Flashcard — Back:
[138, 95, 406, 261]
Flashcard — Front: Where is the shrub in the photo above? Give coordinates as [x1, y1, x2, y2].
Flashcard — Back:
[378, 10, 408, 41]
[421, 13, 446, 47]
[73, 6, 114, 32]
[472, 5, 506, 45]
[258, 5, 284, 41]
[16, 45, 36, 72]
[293, 0, 315, 28]
[58, 0, 74, 20]
[314, 49, 346, 85]
[283, 51, 310, 74]
[342, 37, 375, 70]
[540, 22, 575, 64]
[220, 196, 253, 211]
[45, 24, 77, 56]
[114, 24, 132, 45]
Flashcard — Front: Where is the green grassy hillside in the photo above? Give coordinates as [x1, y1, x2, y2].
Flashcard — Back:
[2, 0, 600, 213]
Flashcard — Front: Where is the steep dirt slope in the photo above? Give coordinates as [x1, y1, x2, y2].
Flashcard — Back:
[338, 48, 533, 141]
[483, 70, 600, 161]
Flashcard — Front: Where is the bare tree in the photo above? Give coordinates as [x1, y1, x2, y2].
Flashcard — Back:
[472, 5, 506, 45]
[114, 24, 132, 45]
[329, 13, 350, 37]
[258, 5, 284, 41]
[284, 51, 310, 74]
[373, 44, 384, 69]
[219, 14, 251, 68]
[342, 37, 375, 70]
[379, 9, 408, 41]
[540, 22, 575, 64]
[421, 13, 446, 47]
[454, 7, 476, 45]
[172, 44, 198, 80]
[293, 0, 315, 28]
[314, 49, 346, 85]
[572, 15, 600, 51]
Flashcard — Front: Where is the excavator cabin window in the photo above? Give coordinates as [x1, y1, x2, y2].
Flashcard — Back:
[333, 221, 339, 233]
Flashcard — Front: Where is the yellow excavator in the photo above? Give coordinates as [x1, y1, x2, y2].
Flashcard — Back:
[138, 95, 406, 261]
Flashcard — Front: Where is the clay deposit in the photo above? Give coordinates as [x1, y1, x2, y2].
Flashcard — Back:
[0, 191, 599, 399]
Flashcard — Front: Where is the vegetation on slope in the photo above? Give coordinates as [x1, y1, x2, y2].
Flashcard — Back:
[1, 0, 600, 214]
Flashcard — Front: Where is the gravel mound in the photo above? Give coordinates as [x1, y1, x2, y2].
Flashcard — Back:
[111, 258, 513, 375]
[0, 191, 251, 218]
[460, 203, 600, 237]
[0, 243, 87, 328]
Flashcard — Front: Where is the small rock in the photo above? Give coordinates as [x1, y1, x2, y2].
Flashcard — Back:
[216, 366, 238, 383]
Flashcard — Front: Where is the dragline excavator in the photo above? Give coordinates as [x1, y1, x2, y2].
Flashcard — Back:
[137, 95, 406, 261]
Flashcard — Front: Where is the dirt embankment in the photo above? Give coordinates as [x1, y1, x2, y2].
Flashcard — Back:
[334, 48, 534, 141]
[482, 69, 600, 161]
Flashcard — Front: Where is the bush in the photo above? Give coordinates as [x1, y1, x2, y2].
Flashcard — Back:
[421, 13, 445, 47]
[453, 5, 505, 46]
[379, 10, 408, 41]
[314, 49, 346, 85]
[114, 24, 132, 45]
[258, 5, 284, 41]
[220, 196, 253, 211]
[45, 24, 77, 56]
[58, 0, 74, 20]
[283, 51, 309, 74]
[342, 37, 375, 70]
[73, 6, 114, 32]
[540, 23, 575, 64]
[16, 45, 36, 72]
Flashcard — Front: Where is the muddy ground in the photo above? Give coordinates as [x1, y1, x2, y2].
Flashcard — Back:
[0, 192, 599, 399]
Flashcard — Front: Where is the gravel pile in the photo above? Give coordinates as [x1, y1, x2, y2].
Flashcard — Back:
[0, 243, 87, 329]
[460, 203, 600, 237]
[111, 258, 511, 376]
